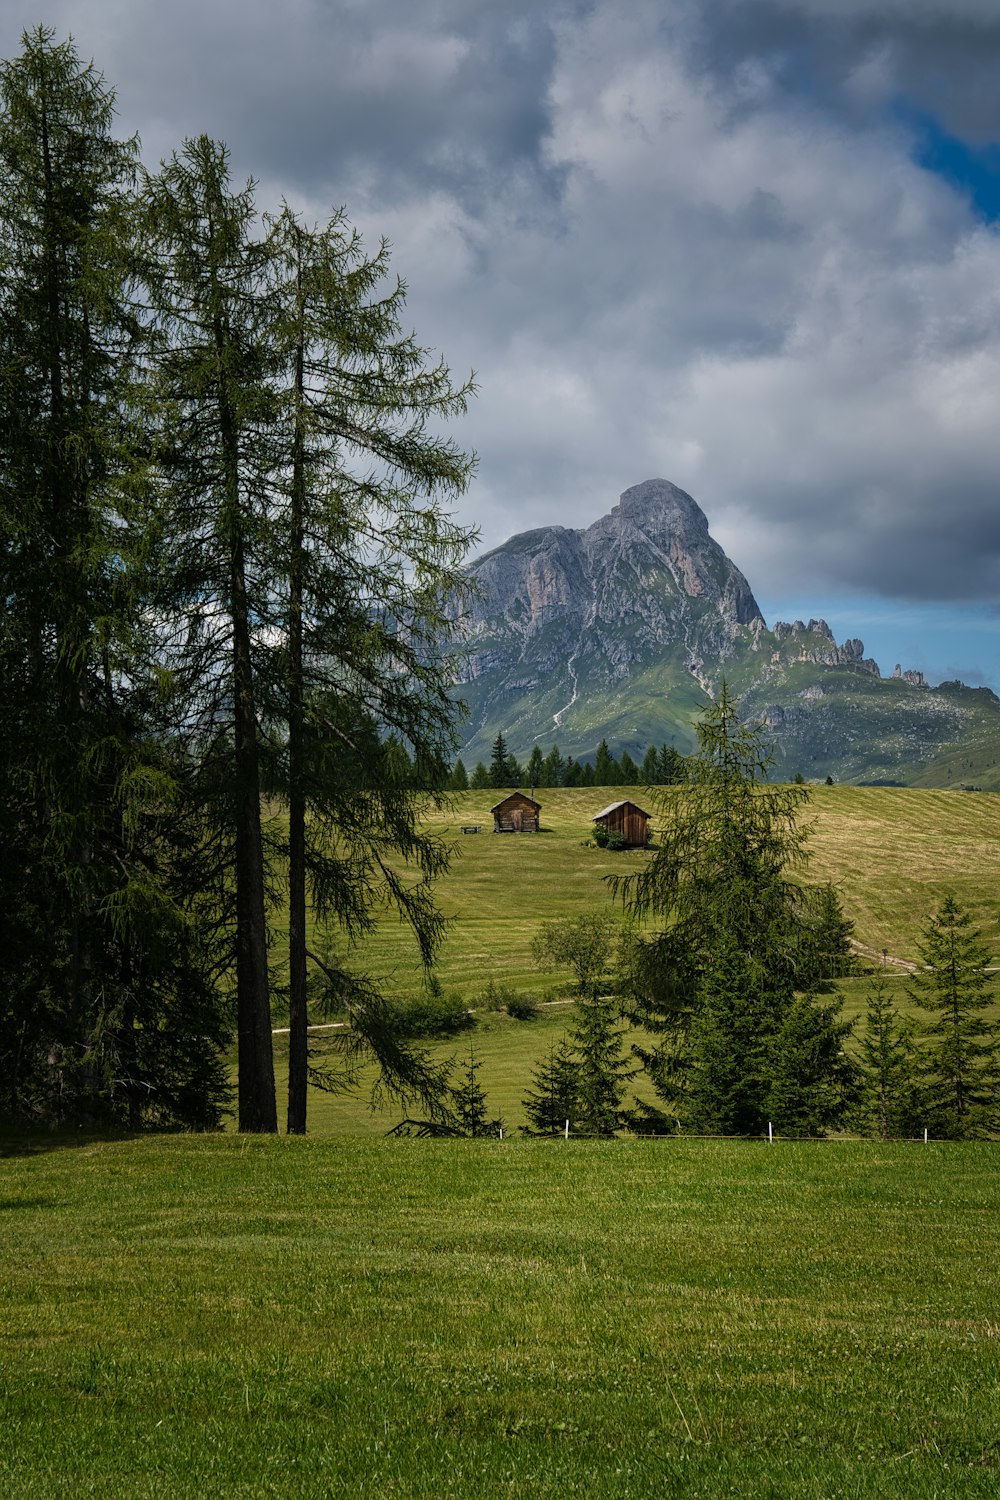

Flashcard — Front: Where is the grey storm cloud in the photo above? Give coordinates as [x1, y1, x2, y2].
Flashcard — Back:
[2, 0, 1000, 623]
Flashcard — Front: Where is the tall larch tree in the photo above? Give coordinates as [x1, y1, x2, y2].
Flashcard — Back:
[267, 206, 475, 1134]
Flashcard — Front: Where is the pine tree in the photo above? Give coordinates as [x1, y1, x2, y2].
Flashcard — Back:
[522, 1041, 580, 1135]
[525, 745, 545, 789]
[614, 684, 852, 1135]
[0, 29, 230, 1128]
[766, 993, 856, 1137]
[594, 739, 619, 785]
[266, 205, 474, 1134]
[641, 745, 659, 784]
[449, 758, 469, 791]
[569, 994, 633, 1136]
[855, 973, 924, 1139]
[450, 1047, 502, 1137]
[542, 744, 565, 788]
[143, 136, 280, 1133]
[489, 731, 510, 789]
[908, 893, 997, 1137]
[470, 761, 490, 789]
[618, 750, 639, 786]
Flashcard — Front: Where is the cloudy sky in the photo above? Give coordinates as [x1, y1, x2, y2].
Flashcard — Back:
[6, 1, 1000, 686]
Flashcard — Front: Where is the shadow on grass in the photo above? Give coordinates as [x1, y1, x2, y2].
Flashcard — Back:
[0, 1121, 144, 1159]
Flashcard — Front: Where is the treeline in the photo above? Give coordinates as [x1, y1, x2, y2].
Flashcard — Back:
[448, 732, 689, 791]
[0, 30, 474, 1134]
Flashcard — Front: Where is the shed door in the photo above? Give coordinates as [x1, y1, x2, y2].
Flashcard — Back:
[512, 808, 523, 831]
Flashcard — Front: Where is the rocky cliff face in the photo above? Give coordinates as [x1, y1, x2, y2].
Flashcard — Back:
[450, 478, 1000, 786]
[458, 478, 764, 698]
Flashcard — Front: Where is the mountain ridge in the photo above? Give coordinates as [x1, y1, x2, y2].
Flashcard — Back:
[453, 479, 1000, 788]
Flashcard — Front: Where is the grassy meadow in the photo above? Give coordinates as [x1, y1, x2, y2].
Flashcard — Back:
[4, 1134, 1000, 1497]
[5, 784, 1000, 1497]
[335, 785, 1000, 1003]
[275, 784, 1000, 1136]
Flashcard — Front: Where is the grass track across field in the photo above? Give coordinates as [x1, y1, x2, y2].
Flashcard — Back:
[3, 1134, 1000, 1497]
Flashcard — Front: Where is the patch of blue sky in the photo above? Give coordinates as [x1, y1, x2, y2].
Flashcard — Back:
[897, 102, 1000, 223]
[754, 594, 1000, 692]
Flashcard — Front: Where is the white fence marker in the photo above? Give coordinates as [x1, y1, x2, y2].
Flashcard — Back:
[924, 1127, 928, 1144]
[564, 1119, 570, 1139]
[768, 1121, 773, 1144]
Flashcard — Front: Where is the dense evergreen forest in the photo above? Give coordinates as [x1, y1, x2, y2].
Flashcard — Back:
[0, 27, 475, 1135]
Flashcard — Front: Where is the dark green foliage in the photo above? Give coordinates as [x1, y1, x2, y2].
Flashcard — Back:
[449, 1048, 502, 1137]
[524, 745, 545, 789]
[542, 743, 565, 787]
[394, 991, 474, 1038]
[0, 29, 230, 1130]
[568, 994, 633, 1136]
[594, 739, 619, 785]
[765, 993, 857, 1137]
[448, 758, 469, 791]
[618, 750, 639, 785]
[614, 685, 854, 1136]
[908, 893, 998, 1137]
[521, 1040, 580, 1135]
[800, 883, 858, 984]
[470, 761, 490, 789]
[489, 732, 510, 788]
[854, 973, 926, 1139]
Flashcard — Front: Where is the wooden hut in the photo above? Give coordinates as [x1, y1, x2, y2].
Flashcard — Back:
[491, 791, 541, 833]
[592, 799, 650, 848]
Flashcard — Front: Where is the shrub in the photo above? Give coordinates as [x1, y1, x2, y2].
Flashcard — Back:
[506, 994, 539, 1021]
[395, 992, 473, 1037]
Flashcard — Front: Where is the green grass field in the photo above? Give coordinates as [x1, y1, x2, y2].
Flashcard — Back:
[4, 1134, 1000, 1498]
[272, 785, 1000, 1137]
[341, 786, 1000, 1004]
[6, 787, 1000, 1495]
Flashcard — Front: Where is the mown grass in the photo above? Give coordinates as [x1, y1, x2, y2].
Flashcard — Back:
[333, 787, 1000, 1008]
[3, 1134, 1000, 1498]
[266, 785, 1000, 1136]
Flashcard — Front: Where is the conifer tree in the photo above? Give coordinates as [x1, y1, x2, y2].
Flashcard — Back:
[855, 973, 924, 1139]
[618, 750, 639, 786]
[594, 739, 619, 785]
[614, 685, 853, 1135]
[266, 205, 474, 1133]
[522, 1041, 580, 1135]
[525, 744, 545, 789]
[542, 743, 565, 787]
[449, 758, 469, 791]
[489, 731, 510, 788]
[569, 994, 633, 1136]
[142, 137, 280, 1133]
[908, 893, 997, 1137]
[470, 761, 490, 789]
[641, 745, 659, 784]
[0, 30, 230, 1128]
[450, 1047, 502, 1137]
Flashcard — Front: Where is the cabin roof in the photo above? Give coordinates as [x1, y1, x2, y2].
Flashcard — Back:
[592, 799, 651, 820]
[490, 792, 541, 812]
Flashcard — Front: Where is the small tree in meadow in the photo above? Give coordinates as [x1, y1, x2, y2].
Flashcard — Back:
[522, 1041, 580, 1135]
[569, 993, 633, 1135]
[909, 893, 998, 1138]
[532, 913, 620, 999]
[450, 1047, 502, 1137]
[448, 758, 469, 791]
[854, 973, 925, 1139]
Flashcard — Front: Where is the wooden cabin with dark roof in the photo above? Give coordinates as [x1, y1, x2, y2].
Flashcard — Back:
[491, 791, 541, 833]
[592, 799, 651, 848]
